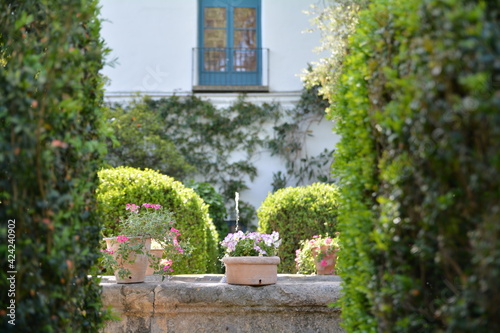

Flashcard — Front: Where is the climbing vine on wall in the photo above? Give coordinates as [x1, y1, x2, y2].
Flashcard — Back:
[104, 88, 333, 226]
[268, 85, 335, 191]
[144, 94, 279, 227]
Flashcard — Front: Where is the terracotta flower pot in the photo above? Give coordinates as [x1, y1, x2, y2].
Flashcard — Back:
[223, 256, 280, 285]
[145, 248, 164, 275]
[312, 246, 338, 275]
[104, 236, 152, 283]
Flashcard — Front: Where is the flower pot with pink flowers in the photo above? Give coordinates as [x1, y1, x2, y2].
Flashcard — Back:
[101, 203, 187, 283]
[145, 228, 184, 276]
[295, 233, 340, 275]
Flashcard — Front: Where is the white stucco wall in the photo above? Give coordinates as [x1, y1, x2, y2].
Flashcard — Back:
[262, 1, 324, 93]
[100, 0, 325, 95]
[100, 0, 197, 94]
[99, 0, 339, 222]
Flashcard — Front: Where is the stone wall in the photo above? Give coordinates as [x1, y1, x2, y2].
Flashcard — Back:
[101, 274, 344, 333]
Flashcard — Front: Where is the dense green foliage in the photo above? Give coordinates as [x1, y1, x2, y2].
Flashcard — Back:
[103, 98, 195, 180]
[329, 0, 500, 331]
[257, 183, 340, 273]
[186, 181, 228, 237]
[97, 167, 220, 274]
[0, 0, 108, 331]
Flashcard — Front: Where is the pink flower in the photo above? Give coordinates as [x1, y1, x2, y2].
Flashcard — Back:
[125, 204, 139, 213]
[170, 227, 181, 236]
[320, 260, 328, 267]
[161, 258, 173, 266]
[142, 203, 162, 209]
[116, 235, 129, 243]
[101, 248, 114, 255]
[161, 259, 173, 272]
[176, 247, 184, 254]
[51, 139, 68, 148]
[325, 238, 332, 245]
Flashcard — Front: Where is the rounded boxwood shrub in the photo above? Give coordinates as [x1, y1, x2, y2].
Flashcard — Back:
[257, 183, 340, 273]
[97, 167, 220, 274]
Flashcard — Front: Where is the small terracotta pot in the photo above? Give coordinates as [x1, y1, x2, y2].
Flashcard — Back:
[145, 249, 164, 275]
[104, 237, 151, 283]
[312, 246, 338, 275]
[223, 256, 280, 285]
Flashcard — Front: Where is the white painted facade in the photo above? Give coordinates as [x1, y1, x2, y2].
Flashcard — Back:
[99, 0, 340, 220]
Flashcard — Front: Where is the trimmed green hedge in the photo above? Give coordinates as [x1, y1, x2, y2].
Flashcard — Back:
[97, 167, 220, 274]
[331, 0, 500, 331]
[257, 183, 340, 273]
[0, 0, 108, 331]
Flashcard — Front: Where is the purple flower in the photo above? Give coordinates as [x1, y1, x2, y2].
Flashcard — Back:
[220, 231, 281, 256]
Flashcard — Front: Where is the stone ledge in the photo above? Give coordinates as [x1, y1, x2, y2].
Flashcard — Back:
[101, 274, 344, 333]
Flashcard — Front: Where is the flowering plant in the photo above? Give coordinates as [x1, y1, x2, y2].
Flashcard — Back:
[295, 233, 340, 274]
[100, 203, 187, 278]
[220, 231, 281, 257]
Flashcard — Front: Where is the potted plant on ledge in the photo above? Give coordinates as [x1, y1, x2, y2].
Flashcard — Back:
[295, 233, 340, 275]
[220, 230, 281, 285]
[101, 203, 186, 283]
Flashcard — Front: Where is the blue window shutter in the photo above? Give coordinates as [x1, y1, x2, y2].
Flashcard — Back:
[198, 0, 262, 87]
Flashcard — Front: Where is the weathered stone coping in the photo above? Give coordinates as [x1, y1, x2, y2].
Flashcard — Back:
[101, 274, 345, 333]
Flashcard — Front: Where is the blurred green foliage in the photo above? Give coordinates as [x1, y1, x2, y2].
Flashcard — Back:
[258, 183, 340, 273]
[325, 0, 500, 331]
[0, 0, 109, 330]
[97, 167, 220, 274]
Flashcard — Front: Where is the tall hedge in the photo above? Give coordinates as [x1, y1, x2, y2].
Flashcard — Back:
[258, 183, 340, 273]
[97, 167, 220, 274]
[0, 0, 108, 331]
[332, 0, 500, 331]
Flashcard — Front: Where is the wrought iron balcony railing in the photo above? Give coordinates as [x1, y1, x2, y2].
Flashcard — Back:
[192, 47, 269, 92]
